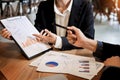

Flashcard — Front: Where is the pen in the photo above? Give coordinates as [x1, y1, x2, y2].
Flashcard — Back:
[52, 23, 75, 34]
[52, 23, 83, 49]
[52, 23, 68, 30]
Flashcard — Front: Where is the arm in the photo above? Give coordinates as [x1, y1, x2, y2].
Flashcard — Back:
[67, 26, 120, 60]
[94, 42, 120, 61]
[67, 26, 97, 52]
[61, 0, 95, 50]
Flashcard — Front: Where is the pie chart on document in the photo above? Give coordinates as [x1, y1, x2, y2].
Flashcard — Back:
[45, 61, 59, 67]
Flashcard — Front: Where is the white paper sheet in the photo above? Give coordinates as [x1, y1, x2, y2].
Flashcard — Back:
[29, 51, 104, 80]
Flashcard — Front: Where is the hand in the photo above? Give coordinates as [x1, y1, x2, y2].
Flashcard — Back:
[67, 28, 77, 44]
[33, 29, 57, 44]
[67, 26, 87, 47]
[0, 28, 12, 40]
[104, 56, 120, 68]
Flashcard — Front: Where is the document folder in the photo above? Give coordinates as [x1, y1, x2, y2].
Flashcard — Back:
[0, 16, 52, 59]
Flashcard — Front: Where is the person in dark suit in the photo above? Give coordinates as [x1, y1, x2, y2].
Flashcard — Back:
[66, 26, 120, 80]
[1, 0, 94, 50]
[33, 0, 94, 50]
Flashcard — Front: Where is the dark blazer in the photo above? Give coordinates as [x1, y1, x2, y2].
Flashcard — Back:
[34, 0, 94, 50]
[94, 42, 120, 79]
[101, 42, 120, 60]
[94, 42, 120, 61]
[100, 66, 120, 80]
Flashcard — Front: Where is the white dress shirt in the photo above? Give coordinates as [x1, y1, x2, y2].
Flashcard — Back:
[54, 0, 73, 48]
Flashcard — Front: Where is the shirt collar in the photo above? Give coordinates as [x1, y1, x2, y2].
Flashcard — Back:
[54, 0, 73, 15]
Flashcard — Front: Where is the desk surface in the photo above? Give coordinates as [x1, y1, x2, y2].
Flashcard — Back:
[0, 42, 102, 80]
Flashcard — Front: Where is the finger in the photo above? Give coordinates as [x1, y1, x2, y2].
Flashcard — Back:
[1, 28, 7, 33]
[45, 29, 57, 37]
[41, 37, 48, 43]
[2, 30, 11, 38]
[67, 26, 79, 34]
[1, 28, 8, 35]
[67, 26, 75, 31]
[42, 32, 48, 36]
[42, 35, 50, 42]
[33, 34, 42, 38]
[67, 31, 77, 39]
[68, 30, 73, 35]
[35, 37, 40, 42]
[44, 29, 52, 36]
[36, 37, 43, 42]
[68, 39, 74, 44]
[1, 28, 10, 35]
[72, 34, 77, 40]
[44, 29, 57, 43]
[33, 34, 43, 42]
[7, 33, 12, 39]
[40, 30, 46, 35]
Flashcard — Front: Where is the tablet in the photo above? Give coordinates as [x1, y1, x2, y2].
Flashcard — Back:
[0, 16, 52, 59]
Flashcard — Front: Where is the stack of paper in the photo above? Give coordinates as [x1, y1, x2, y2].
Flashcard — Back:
[29, 51, 104, 80]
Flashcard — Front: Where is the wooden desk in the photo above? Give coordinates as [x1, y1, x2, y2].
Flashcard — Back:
[0, 42, 102, 80]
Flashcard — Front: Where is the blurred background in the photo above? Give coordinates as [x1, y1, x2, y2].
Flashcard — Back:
[0, 0, 120, 44]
